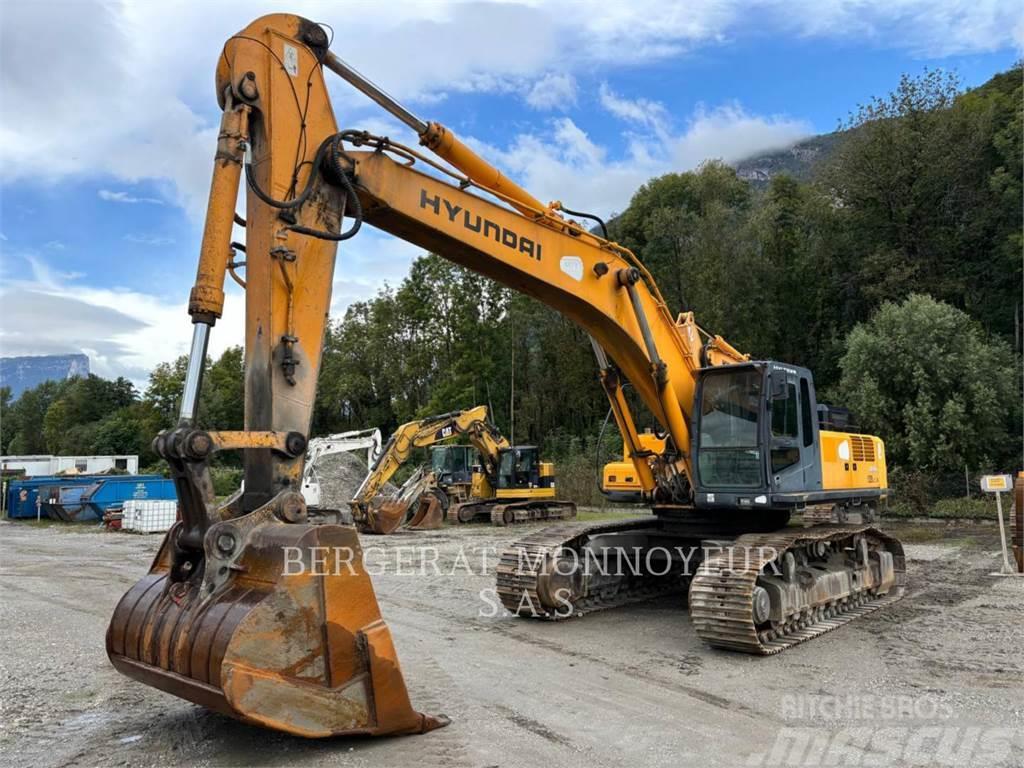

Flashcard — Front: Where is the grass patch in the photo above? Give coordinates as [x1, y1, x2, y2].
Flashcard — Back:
[575, 507, 648, 522]
[884, 496, 1001, 521]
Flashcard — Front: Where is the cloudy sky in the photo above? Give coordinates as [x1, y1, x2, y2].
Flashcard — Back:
[1, 0, 1020, 386]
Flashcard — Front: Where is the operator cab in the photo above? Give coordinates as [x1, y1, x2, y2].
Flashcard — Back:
[693, 361, 829, 511]
[496, 446, 543, 490]
[429, 445, 476, 486]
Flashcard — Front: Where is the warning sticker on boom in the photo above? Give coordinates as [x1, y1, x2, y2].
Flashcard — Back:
[283, 44, 299, 77]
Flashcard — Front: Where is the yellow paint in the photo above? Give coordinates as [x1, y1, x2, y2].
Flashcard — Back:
[602, 432, 668, 496]
[819, 431, 887, 491]
[496, 486, 557, 501]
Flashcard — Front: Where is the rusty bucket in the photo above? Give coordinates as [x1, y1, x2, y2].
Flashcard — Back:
[359, 499, 409, 535]
[107, 518, 448, 737]
[406, 493, 444, 530]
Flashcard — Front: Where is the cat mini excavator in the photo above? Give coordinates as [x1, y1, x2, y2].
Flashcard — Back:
[107, 12, 904, 739]
[349, 406, 575, 534]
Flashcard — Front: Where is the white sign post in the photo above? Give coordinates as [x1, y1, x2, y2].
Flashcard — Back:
[981, 474, 1015, 574]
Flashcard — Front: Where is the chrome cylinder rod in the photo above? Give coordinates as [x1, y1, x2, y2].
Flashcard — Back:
[322, 52, 427, 135]
[179, 322, 210, 423]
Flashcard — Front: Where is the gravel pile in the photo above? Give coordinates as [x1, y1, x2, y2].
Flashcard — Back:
[312, 450, 397, 511]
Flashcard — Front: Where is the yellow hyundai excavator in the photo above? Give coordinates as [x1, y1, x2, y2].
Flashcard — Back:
[350, 405, 575, 534]
[107, 13, 904, 739]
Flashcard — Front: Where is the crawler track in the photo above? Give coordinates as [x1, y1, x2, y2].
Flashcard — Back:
[495, 518, 685, 619]
[451, 499, 576, 526]
[489, 501, 577, 527]
[689, 525, 906, 655]
[497, 520, 906, 655]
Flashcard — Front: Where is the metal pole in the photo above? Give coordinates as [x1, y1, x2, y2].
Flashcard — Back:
[509, 320, 515, 447]
[322, 53, 427, 135]
[179, 323, 210, 424]
[996, 492, 1013, 573]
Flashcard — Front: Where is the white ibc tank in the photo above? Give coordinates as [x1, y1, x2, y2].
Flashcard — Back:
[122, 500, 178, 533]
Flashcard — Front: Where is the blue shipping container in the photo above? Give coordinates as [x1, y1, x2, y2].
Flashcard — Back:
[6, 475, 175, 522]
[44, 476, 177, 522]
[4, 476, 94, 519]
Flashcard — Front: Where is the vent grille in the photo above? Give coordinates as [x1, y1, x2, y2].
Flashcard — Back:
[850, 435, 876, 462]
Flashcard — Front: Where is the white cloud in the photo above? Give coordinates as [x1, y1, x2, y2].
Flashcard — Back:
[43, 240, 65, 251]
[330, 231, 426, 315]
[525, 73, 578, 110]
[123, 234, 176, 246]
[475, 100, 810, 218]
[599, 83, 670, 133]
[773, 0, 1024, 57]
[98, 190, 164, 205]
[0, 233, 426, 386]
[1, 0, 1018, 227]
[0, 253, 246, 387]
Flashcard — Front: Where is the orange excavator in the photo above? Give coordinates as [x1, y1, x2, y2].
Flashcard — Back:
[107, 13, 904, 739]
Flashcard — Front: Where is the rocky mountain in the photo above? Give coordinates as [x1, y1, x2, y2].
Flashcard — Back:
[0, 354, 90, 399]
[732, 131, 845, 186]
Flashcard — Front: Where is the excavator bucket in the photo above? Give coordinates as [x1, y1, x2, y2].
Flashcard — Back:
[107, 518, 448, 737]
[406, 493, 444, 530]
[360, 500, 409, 535]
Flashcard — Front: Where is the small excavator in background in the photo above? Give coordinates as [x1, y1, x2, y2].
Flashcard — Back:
[601, 430, 667, 503]
[299, 427, 382, 508]
[349, 406, 575, 534]
[107, 12, 903, 740]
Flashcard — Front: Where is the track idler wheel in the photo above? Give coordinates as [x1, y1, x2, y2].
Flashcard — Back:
[107, 506, 448, 737]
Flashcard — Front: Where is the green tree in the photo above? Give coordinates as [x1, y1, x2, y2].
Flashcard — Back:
[0, 386, 11, 453]
[144, 355, 194, 427]
[5, 380, 63, 454]
[822, 66, 1023, 341]
[205, 346, 245, 430]
[838, 295, 1019, 471]
[90, 407, 151, 457]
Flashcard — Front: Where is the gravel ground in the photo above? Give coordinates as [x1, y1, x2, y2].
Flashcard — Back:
[1, 517, 1021, 768]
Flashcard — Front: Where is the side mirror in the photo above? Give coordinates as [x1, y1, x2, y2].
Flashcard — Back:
[770, 375, 788, 399]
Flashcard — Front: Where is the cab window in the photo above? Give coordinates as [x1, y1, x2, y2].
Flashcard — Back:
[771, 380, 798, 438]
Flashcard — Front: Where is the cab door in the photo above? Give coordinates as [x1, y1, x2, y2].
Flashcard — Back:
[766, 368, 820, 493]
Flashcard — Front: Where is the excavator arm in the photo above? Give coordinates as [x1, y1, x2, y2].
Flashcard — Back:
[350, 405, 509, 533]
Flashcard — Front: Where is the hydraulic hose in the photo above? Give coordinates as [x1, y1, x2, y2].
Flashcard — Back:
[559, 205, 609, 239]
[244, 132, 363, 241]
[596, 405, 615, 496]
